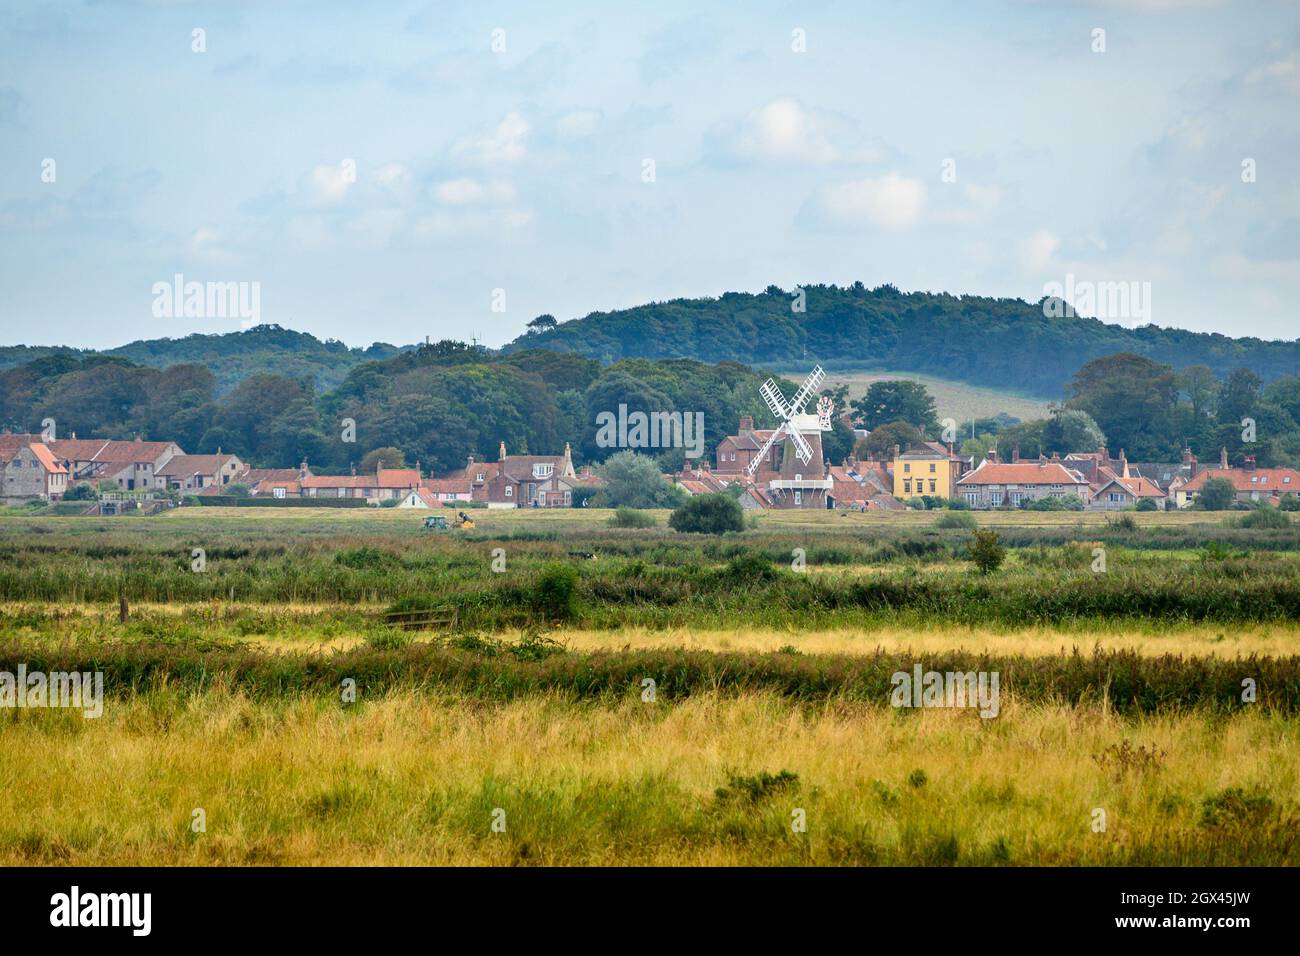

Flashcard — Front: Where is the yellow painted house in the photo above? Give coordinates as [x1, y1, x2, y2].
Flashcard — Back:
[892, 442, 967, 501]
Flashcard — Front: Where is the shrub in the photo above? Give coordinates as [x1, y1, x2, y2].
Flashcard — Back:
[1196, 477, 1237, 511]
[906, 497, 927, 510]
[945, 498, 970, 510]
[969, 529, 1006, 574]
[608, 507, 656, 529]
[714, 770, 799, 803]
[669, 494, 745, 534]
[63, 483, 96, 501]
[935, 511, 977, 530]
[1023, 495, 1083, 511]
[1136, 497, 1158, 512]
[225, 483, 252, 498]
[335, 546, 400, 570]
[1236, 507, 1291, 529]
[532, 564, 579, 621]
[1107, 514, 1139, 532]
[1281, 495, 1300, 512]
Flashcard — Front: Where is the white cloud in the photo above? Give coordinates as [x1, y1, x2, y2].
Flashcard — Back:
[556, 109, 602, 138]
[720, 97, 882, 165]
[452, 112, 529, 164]
[814, 174, 926, 229]
[1246, 53, 1300, 96]
[433, 178, 516, 205]
[1021, 229, 1061, 272]
[310, 164, 354, 204]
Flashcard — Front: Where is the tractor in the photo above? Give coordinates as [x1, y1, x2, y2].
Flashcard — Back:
[423, 514, 448, 531]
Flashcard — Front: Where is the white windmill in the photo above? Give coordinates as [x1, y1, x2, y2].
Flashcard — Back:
[746, 365, 832, 477]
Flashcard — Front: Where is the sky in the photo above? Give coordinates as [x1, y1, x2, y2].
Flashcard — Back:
[1, 0, 1298, 350]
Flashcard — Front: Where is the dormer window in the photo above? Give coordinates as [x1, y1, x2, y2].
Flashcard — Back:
[533, 463, 553, 479]
[476, 472, 485, 481]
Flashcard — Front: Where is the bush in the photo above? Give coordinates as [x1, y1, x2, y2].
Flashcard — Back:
[1023, 495, 1083, 511]
[63, 483, 96, 501]
[225, 483, 252, 498]
[935, 511, 977, 530]
[608, 507, 656, 529]
[1107, 514, 1139, 532]
[669, 494, 745, 534]
[1236, 507, 1292, 529]
[1281, 495, 1300, 512]
[968, 529, 1006, 574]
[532, 564, 579, 621]
[1136, 497, 1158, 512]
[945, 498, 970, 510]
[906, 497, 927, 510]
[1196, 477, 1237, 511]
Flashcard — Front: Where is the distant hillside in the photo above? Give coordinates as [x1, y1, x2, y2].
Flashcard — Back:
[0, 326, 408, 393]
[505, 284, 1300, 397]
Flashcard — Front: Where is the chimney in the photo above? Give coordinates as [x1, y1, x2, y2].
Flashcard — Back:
[499, 440, 507, 462]
[986, 448, 998, 463]
[563, 441, 572, 470]
[1244, 455, 1256, 472]
[1051, 451, 1061, 461]
[466, 453, 475, 471]
[1099, 446, 1108, 463]
[300, 459, 309, 479]
[415, 459, 421, 478]
[893, 444, 901, 459]
[1220, 447, 1229, 470]
[739, 415, 754, 433]
[1183, 447, 1198, 478]
[376, 458, 384, 476]
[1012, 446, 1020, 464]
[1039, 452, 1046, 467]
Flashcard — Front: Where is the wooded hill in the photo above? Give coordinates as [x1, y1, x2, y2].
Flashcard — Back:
[504, 283, 1300, 397]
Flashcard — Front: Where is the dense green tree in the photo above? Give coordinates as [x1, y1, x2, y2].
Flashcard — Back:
[1066, 353, 1179, 460]
[669, 493, 745, 534]
[596, 451, 685, 509]
[1196, 477, 1237, 511]
[851, 380, 939, 432]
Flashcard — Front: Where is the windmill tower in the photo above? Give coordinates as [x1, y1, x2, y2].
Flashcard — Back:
[746, 365, 830, 477]
[745, 365, 836, 509]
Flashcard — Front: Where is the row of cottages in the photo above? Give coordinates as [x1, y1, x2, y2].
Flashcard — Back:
[445, 443, 601, 508]
[300, 463, 422, 501]
[0, 435, 67, 504]
[954, 450, 1091, 508]
[1169, 448, 1300, 508]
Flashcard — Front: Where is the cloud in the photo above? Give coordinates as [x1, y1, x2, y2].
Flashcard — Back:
[433, 178, 516, 205]
[310, 163, 355, 205]
[451, 112, 529, 164]
[1246, 52, 1300, 96]
[707, 97, 887, 167]
[556, 109, 602, 138]
[933, 184, 1003, 225]
[804, 174, 926, 230]
[1021, 229, 1061, 273]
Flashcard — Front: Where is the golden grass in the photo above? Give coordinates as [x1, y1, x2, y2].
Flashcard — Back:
[1, 690, 1294, 865]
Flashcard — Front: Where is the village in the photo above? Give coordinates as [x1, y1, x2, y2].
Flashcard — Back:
[3, 408, 1297, 514]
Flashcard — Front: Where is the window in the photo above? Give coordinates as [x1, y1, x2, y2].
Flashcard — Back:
[794, 490, 802, 505]
[903, 480, 911, 494]
[273, 487, 286, 499]
[929, 480, 936, 493]
[903, 463, 911, 473]
[505, 486, 513, 497]
[476, 472, 485, 481]
[964, 492, 978, 507]
[929, 464, 936, 473]
[990, 492, 1004, 506]
[1010, 492, 1024, 505]
[794, 473, 802, 481]
[533, 464, 553, 479]
[1109, 492, 1125, 503]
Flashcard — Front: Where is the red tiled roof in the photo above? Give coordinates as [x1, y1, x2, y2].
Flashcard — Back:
[1182, 467, 1300, 493]
[28, 443, 67, 474]
[421, 478, 473, 494]
[156, 454, 239, 477]
[957, 461, 1088, 486]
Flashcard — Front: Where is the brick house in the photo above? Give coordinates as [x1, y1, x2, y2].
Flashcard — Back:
[482, 441, 578, 508]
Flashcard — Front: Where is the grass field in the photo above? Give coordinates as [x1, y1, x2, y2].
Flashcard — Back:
[794, 367, 1054, 424]
[2, 505, 1297, 866]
